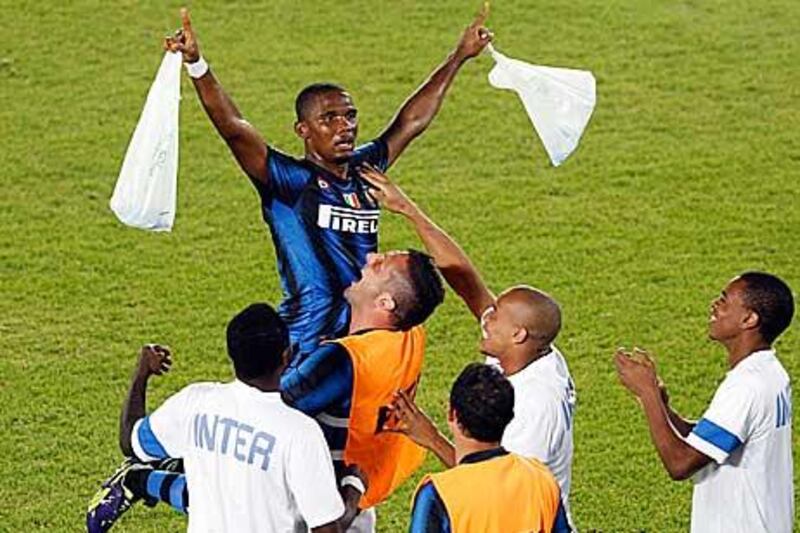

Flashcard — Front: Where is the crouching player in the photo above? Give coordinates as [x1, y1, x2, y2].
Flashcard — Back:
[410, 363, 571, 532]
[87, 304, 363, 532]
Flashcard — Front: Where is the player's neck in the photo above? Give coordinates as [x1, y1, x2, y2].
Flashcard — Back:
[500, 344, 550, 376]
[348, 312, 395, 335]
[305, 152, 349, 179]
[454, 435, 501, 465]
[724, 336, 771, 369]
[240, 375, 281, 393]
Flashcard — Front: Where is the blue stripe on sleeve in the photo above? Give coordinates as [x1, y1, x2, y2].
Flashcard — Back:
[137, 416, 168, 459]
[146, 470, 168, 501]
[169, 475, 187, 513]
[280, 343, 353, 416]
[692, 418, 743, 453]
[410, 482, 451, 533]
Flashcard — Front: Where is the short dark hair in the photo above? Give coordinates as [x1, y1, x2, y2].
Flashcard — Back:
[739, 272, 795, 343]
[226, 303, 289, 380]
[450, 363, 515, 443]
[391, 249, 445, 330]
[295, 82, 347, 121]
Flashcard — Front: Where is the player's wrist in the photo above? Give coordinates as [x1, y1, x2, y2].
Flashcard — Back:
[340, 474, 366, 495]
[185, 55, 209, 79]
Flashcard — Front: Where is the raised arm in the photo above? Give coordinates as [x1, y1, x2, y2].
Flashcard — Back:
[380, 5, 492, 167]
[166, 8, 268, 183]
[119, 344, 172, 456]
[360, 165, 494, 319]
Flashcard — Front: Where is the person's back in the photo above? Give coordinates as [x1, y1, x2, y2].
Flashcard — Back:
[150, 380, 341, 532]
[409, 364, 570, 533]
[423, 451, 561, 533]
[688, 349, 793, 532]
[87, 303, 350, 533]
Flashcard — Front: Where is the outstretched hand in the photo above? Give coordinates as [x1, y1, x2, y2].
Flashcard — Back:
[455, 2, 494, 61]
[359, 164, 417, 216]
[136, 344, 173, 379]
[164, 7, 201, 63]
[385, 390, 441, 450]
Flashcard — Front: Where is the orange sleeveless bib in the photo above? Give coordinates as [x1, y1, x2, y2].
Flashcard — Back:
[418, 453, 561, 533]
[336, 326, 427, 508]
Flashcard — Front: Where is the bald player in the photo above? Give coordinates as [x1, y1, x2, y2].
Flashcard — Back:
[361, 166, 576, 526]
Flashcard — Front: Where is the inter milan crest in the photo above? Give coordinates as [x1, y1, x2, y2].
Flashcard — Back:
[342, 192, 361, 209]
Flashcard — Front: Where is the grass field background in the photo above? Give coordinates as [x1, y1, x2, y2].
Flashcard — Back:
[2, 0, 799, 530]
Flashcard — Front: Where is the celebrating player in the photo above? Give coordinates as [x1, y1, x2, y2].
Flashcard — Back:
[360, 165, 577, 524]
[409, 363, 570, 532]
[87, 304, 363, 532]
[615, 272, 794, 533]
[164, 6, 492, 354]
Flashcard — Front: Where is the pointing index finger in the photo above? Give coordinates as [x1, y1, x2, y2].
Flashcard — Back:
[181, 7, 192, 32]
[474, 1, 490, 27]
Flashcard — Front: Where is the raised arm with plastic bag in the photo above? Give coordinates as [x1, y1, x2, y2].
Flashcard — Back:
[487, 43, 596, 167]
[110, 51, 182, 231]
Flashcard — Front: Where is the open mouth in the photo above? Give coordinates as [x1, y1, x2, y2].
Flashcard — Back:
[335, 137, 355, 150]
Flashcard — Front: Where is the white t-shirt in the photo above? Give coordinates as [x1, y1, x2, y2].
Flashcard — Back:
[131, 380, 344, 533]
[488, 347, 576, 519]
[685, 349, 794, 533]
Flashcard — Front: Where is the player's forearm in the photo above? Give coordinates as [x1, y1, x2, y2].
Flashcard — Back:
[403, 51, 464, 125]
[191, 69, 250, 141]
[639, 390, 700, 480]
[665, 405, 695, 438]
[402, 204, 493, 319]
[119, 370, 149, 456]
[335, 486, 363, 531]
[428, 431, 457, 468]
[384, 52, 465, 148]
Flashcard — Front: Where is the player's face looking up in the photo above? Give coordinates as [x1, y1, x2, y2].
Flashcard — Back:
[345, 251, 410, 310]
[480, 287, 561, 358]
[479, 296, 516, 358]
[708, 278, 755, 342]
[295, 90, 359, 165]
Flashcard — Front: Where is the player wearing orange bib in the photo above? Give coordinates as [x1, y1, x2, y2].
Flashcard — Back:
[410, 364, 570, 533]
[281, 249, 446, 531]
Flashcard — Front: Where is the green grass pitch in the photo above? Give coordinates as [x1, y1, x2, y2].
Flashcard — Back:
[1, 1, 798, 531]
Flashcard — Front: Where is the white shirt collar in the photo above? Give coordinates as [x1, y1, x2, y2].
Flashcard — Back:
[232, 379, 282, 399]
[728, 348, 776, 373]
[506, 346, 560, 385]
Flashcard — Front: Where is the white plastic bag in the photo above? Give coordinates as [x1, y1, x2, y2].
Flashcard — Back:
[487, 44, 596, 167]
[110, 51, 182, 231]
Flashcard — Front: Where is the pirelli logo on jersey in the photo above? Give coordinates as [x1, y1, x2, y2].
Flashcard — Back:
[318, 204, 379, 234]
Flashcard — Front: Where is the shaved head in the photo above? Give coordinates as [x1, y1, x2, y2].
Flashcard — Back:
[501, 285, 562, 346]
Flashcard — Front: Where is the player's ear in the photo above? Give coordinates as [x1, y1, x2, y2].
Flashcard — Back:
[742, 309, 760, 332]
[294, 120, 309, 140]
[376, 292, 396, 313]
[512, 326, 529, 344]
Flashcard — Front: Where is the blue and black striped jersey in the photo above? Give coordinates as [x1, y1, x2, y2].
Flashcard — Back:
[252, 140, 388, 354]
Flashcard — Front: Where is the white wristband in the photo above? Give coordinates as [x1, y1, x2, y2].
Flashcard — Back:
[185, 56, 209, 79]
[340, 475, 366, 495]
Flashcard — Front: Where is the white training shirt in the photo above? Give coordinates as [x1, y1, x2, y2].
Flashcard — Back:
[488, 346, 576, 520]
[685, 349, 794, 533]
[131, 380, 345, 533]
